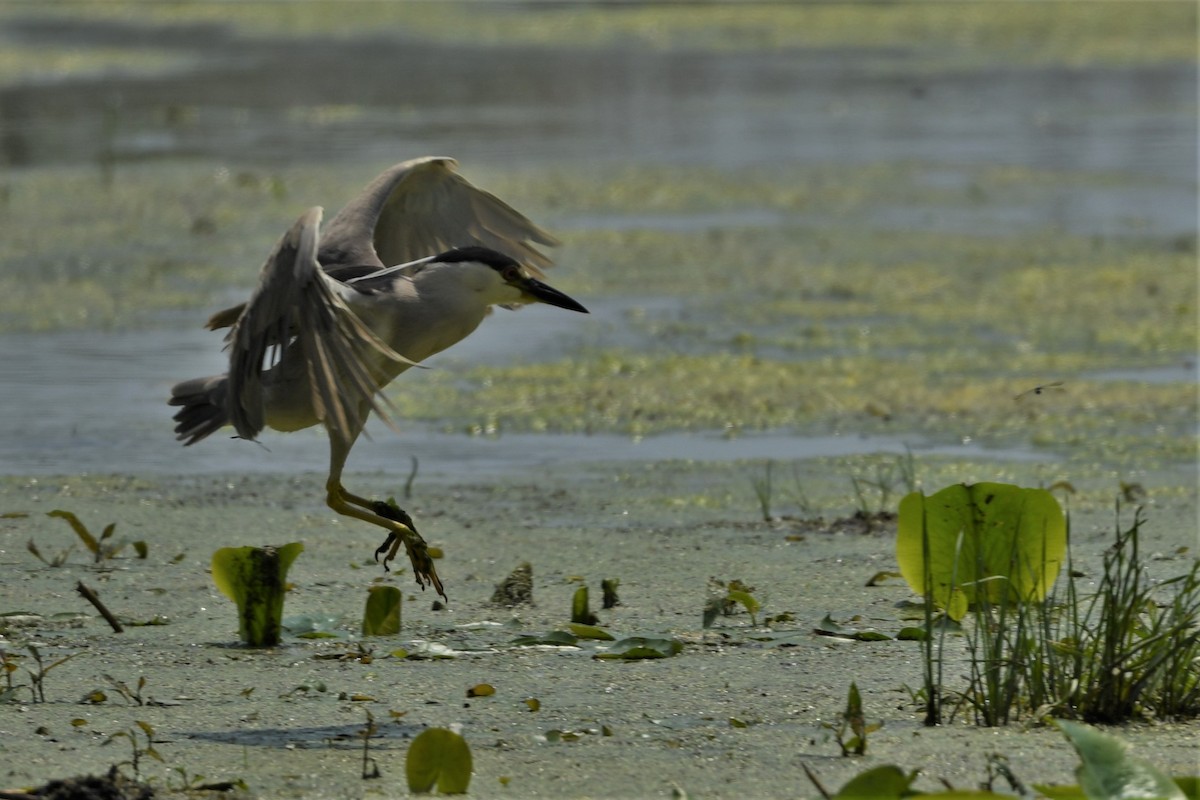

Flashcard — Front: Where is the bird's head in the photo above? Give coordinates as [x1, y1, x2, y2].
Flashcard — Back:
[430, 247, 589, 314]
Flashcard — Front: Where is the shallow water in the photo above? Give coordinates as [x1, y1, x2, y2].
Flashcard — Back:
[0, 12, 1195, 476]
[0, 304, 1052, 478]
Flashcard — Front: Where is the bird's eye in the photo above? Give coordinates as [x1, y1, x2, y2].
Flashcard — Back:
[502, 266, 521, 282]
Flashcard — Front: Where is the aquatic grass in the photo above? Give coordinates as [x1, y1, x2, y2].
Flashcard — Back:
[920, 505, 1200, 726]
[850, 449, 918, 519]
[749, 460, 775, 522]
[1055, 510, 1200, 722]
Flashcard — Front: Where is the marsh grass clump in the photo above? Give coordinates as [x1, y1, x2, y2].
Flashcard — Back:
[919, 505, 1200, 725]
[1049, 510, 1200, 722]
[851, 448, 918, 521]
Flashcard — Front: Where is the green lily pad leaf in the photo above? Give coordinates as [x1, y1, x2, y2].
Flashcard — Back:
[814, 614, 892, 641]
[1056, 719, 1185, 800]
[511, 630, 579, 647]
[594, 636, 683, 660]
[571, 586, 599, 625]
[362, 585, 402, 636]
[896, 627, 928, 641]
[406, 727, 472, 794]
[832, 765, 918, 799]
[211, 543, 304, 646]
[568, 623, 614, 640]
[897, 483, 1065, 617]
[1173, 777, 1199, 799]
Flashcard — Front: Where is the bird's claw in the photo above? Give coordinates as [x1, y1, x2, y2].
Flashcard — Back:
[373, 533, 397, 566]
[371, 502, 446, 601]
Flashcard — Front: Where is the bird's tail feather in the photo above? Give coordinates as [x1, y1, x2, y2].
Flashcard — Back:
[169, 374, 230, 445]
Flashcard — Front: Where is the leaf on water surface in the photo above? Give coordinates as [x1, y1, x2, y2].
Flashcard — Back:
[1054, 719, 1185, 800]
[571, 586, 599, 625]
[211, 543, 304, 646]
[406, 728, 472, 795]
[897, 482, 1066, 618]
[814, 614, 892, 641]
[831, 765, 918, 799]
[568, 623, 614, 640]
[510, 630, 579, 647]
[362, 585, 402, 636]
[593, 636, 683, 660]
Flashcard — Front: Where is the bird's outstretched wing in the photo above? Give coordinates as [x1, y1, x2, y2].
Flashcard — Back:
[317, 156, 559, 274]
[226, 207, 415, 446]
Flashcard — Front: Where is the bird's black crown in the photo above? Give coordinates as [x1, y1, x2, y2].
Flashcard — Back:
[431, 246, 520, 271]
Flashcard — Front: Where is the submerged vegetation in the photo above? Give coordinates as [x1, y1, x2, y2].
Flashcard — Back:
[2, 1, 1194, 68]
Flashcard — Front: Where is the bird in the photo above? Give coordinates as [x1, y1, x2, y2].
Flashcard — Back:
[169, 157, 588, 600]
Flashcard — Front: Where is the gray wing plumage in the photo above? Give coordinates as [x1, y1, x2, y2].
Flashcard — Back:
[317, 156, 559, 274]
[226, 207, 414, 447]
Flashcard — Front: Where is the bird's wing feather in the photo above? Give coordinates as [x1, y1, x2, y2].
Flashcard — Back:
[225, 207, 415, 446]
[318, 156, 559, 275]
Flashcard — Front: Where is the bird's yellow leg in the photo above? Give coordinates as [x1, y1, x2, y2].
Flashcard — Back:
[325, 424, 444, 598]
[325, 478, 445, 599]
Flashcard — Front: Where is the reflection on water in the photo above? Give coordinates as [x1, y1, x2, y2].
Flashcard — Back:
[2, 16, 1195, 184]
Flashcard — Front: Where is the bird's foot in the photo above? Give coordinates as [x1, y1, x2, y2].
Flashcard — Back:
[371, 501, 446, 601]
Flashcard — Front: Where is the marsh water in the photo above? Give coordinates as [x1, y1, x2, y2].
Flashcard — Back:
[0, 11, 1195, 478]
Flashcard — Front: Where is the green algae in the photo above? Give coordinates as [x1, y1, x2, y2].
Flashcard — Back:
[3, 2, 1194, 68]
[0, 43, 189, 86]
[388, 350, 1195, 468]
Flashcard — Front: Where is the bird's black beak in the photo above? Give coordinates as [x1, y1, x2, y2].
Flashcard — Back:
[520, 277, 589, 313]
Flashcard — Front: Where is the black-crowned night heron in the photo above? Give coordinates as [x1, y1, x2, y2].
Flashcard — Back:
[170, 157, 587, 599]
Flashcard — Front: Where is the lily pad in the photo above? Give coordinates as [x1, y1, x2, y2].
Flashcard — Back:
[897, 483, 1065, 617]
[282, 614, 342, 639]
[362, 585, 402, 636]
[406, 728, 472, 795]
[815, 614, 892, 642]
[511, 630, 580, 647]
[594, 636, 683, 660]
[568, 623, 614, 640]
[211, 543, 304, 646]
[1053, 719, 1185, 800]
[832, 765, 918, 799]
